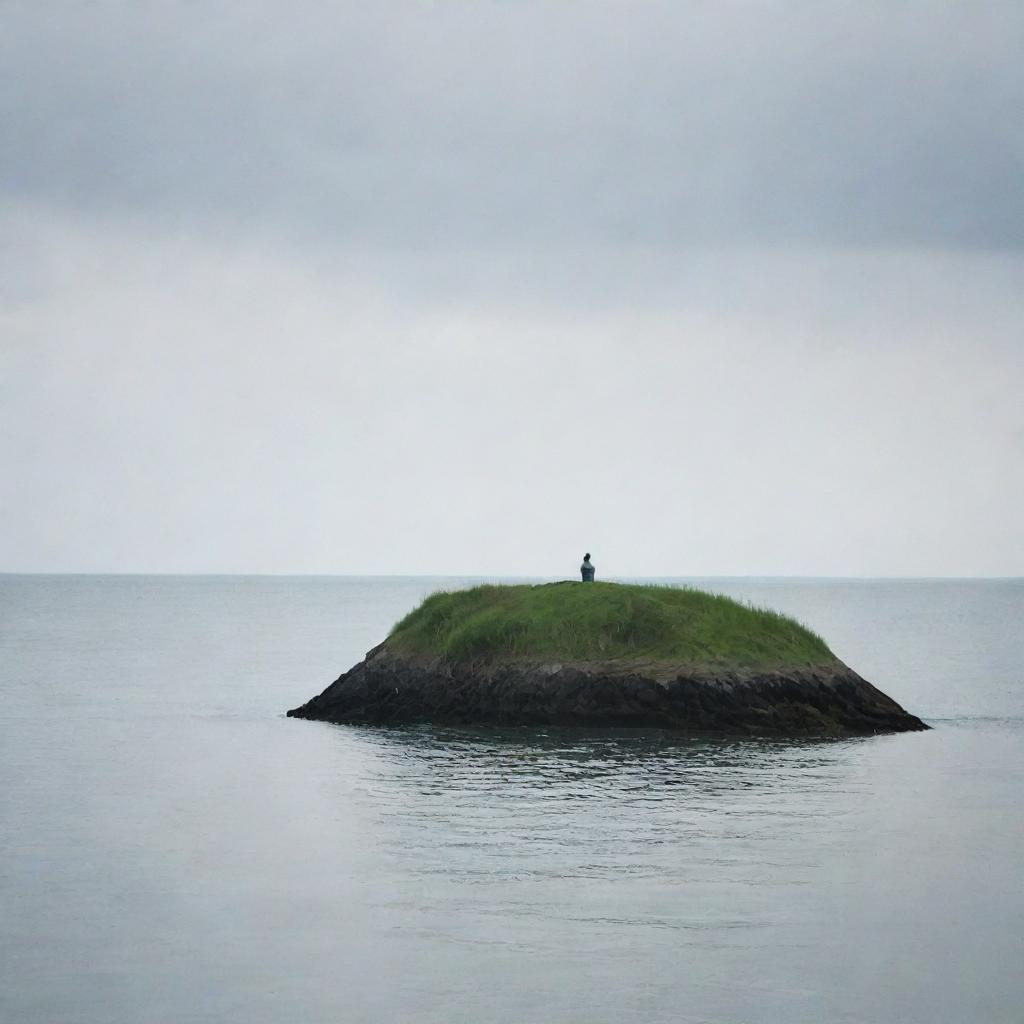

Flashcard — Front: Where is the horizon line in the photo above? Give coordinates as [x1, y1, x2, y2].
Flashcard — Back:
[1, 571, 1021, 582]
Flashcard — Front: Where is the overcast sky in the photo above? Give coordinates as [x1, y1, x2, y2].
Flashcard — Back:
[2, 1, 1022, 576]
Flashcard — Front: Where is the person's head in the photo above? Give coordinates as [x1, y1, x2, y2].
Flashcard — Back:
[584, 553, 591, 561]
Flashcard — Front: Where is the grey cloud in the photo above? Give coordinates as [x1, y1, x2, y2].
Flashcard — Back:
[4, 1, 1024, 250]
[3, 3, 1023, 576]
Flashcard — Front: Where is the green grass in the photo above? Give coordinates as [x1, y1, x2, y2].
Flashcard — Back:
[387, 582, 835, 668]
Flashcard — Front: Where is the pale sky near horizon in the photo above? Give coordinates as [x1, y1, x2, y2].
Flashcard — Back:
[2, 2, 1022, 577]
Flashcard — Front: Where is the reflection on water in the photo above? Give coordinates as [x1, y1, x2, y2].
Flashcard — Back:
[327, 724, 872, 933]
[361, 723, 862, 797]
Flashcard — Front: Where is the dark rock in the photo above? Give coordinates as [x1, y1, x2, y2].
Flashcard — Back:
[287, 645, 929, 737]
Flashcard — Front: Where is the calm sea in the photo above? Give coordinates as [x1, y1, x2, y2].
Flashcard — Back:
[1, 575, 1022, 1024]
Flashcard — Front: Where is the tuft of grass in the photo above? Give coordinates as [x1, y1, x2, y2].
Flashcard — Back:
[386, 581, 835, 668]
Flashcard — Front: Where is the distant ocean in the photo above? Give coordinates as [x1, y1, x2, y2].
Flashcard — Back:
[2, 575, 1022, 1024]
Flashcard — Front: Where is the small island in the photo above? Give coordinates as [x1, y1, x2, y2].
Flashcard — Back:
[287, 582, 928, 736]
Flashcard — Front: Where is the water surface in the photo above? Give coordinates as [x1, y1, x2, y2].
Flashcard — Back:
[2, 576, 1021, 1023]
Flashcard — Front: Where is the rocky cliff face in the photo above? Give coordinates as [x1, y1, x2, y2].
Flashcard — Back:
[287, 644, 928, 736]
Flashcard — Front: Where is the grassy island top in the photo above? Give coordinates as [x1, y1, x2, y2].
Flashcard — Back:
[387, 582, 835, 668]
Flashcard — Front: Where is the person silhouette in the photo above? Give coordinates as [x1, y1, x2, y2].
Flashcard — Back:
[580, 553, 595, 582]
